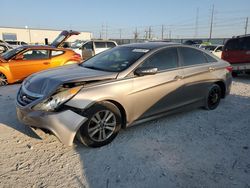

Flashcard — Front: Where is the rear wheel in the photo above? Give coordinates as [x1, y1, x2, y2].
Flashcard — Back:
[77, 101, 122, 147]
[232, 72, 238, 77]
[204, 84, 221, 110]
[0, 73, 8, 86]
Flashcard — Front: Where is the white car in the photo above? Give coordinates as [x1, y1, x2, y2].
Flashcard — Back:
[200, 45, 223, 58]
[212, 45, 223, 58]
[71, 40, 117, 60]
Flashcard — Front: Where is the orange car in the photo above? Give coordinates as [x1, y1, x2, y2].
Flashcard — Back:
[0, 30, 82, 86]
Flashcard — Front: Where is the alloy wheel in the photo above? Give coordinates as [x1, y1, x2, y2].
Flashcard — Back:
[208, 86, 220, 108]
[88, 110, 116, 142]
[0, 74, 8, 86]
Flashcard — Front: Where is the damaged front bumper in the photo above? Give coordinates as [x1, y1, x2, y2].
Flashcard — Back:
[16, 104, 87, 146]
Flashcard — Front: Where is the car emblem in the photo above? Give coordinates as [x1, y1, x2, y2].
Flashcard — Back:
[22, 95, 27, 100]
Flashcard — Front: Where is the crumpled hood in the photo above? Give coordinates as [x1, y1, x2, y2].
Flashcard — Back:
[23, 64, 118, 95]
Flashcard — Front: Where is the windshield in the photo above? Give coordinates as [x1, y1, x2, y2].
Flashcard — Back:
[81, 46, 150, 72]
[2, 46, 25, 60]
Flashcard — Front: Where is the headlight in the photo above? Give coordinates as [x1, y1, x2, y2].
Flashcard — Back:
[33, 86, 82, 111]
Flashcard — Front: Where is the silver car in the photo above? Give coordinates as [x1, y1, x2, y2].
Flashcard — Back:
[16, 42, 232, 147]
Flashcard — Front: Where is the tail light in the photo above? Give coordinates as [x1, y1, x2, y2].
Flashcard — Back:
[226, 66, 233, 72]
[72, 53, 81, 59]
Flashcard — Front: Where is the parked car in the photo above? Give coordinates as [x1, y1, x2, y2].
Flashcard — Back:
[183, 39, 203, 46]
[0, 40, 12, 54]
[16, 42, 232, 147]
[5, 40, 28, 48]
[71, 40, 117, 60]
[222, 35, 250, 75]
[200, 44, 223, 58]
[0, 30, 81, 86]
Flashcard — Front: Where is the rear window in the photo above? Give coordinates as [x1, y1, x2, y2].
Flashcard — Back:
[51, 50, 64, 57]
[179, 47, 207, 66]
[224, 37, 250, 51]
[204, 53, 218, 63]
[242, 37, 250, 50]
[224, 39, 240, 51]
[95, 42, 106, 48]
[107, 42, 116, 48]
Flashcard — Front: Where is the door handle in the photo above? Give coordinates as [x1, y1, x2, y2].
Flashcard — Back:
[208, 67, 215, 71]
[43, 62, 50, 65]
[174, 75, 183, 80]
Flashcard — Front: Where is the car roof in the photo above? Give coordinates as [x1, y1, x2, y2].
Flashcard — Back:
[20, 45, 62, 50]
[121, 42, 180, 50]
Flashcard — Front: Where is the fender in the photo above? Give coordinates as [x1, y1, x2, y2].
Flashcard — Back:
[0, 65, 13, 83]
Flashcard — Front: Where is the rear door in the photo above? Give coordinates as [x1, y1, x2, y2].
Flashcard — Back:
[130, 47, 185, 120]
[178, 47, 217, 104]
[9, 49, 51, 80]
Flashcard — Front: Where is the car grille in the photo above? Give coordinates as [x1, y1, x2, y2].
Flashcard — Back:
[17, 87, 41, 106]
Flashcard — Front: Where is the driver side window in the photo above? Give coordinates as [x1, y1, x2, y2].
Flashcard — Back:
[83, 42, 93, 50]
[140, 48, 178, 71]
[22, 50, 49, 60]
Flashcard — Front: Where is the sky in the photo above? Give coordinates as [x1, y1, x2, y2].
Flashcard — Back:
[1, 0, 250, 39]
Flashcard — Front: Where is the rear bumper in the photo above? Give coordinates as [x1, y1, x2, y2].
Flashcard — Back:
[16, 105, 87, 146]
[231, 63, 250, 71]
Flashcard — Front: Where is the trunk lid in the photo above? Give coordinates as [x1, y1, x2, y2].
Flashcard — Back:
[50, 30, 80, 48]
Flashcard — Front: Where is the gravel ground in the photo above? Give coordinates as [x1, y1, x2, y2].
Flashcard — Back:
[0, 76, 250, 188]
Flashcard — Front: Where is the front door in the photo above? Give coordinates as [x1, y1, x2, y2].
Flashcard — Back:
[129, 47, 185, 121]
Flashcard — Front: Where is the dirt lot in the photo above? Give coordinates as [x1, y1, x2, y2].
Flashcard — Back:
[0, 76, 250, 188]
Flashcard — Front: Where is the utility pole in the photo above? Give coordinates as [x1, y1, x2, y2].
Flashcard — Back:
[119, 29, 122, 39]
[134, 27, 139, 40]
[149, 26, 152, 39]
[209, 4, 214, 40]
[195, 8, 199, 38]
[105, 23, 108, 39]
[245, 17, 248, 35]
[101, 24, 104, 39]
[145, 29, 148, 39]
[161, 25, 164, 40]
[169, 30, 172, 40]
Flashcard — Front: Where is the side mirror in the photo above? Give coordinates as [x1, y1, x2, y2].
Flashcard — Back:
[15, 54, 24, 60]
[135, 67, 158, 76]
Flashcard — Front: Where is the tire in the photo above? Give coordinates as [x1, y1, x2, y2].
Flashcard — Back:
[204, 84, 222, 110]
[0, 73, 8, 86]
[77, 101, 122, 147]
[232, 72, 238, 77]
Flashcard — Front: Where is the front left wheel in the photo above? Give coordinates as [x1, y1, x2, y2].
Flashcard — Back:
[77, 101, 122, 147]
[0, 73, 8, 86]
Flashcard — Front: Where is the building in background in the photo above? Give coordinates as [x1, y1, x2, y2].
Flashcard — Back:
[0, 26, 92, 44]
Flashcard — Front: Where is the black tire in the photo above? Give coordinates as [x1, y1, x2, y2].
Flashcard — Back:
[204, 84, 222, 110]
[232, 72, 238, 77]
[0, 73, 8, 86]
[77, 101, 122, 147]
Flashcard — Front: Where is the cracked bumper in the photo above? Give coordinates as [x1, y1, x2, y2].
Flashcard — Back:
[16, 105, 87, 146]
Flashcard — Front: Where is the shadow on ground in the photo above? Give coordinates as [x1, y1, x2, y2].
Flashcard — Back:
[74, 93, 250, 188]
[0, 84, 41, 139]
